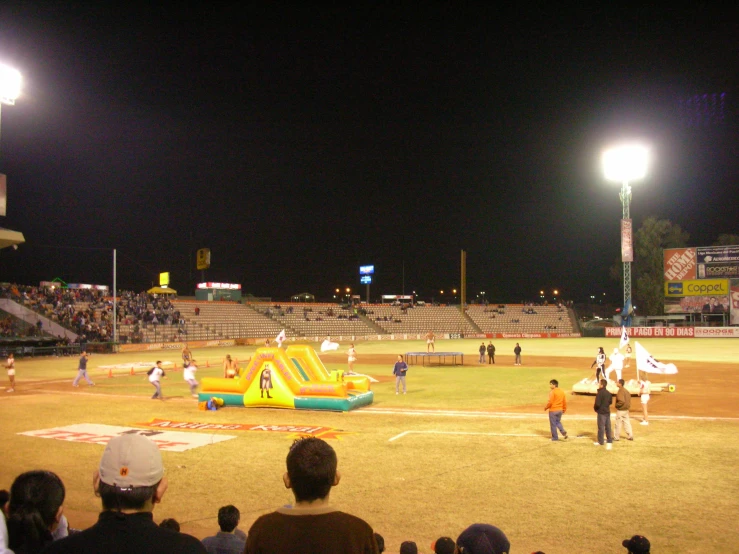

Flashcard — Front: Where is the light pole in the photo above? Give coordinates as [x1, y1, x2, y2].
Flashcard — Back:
[602, 144, 649, 323]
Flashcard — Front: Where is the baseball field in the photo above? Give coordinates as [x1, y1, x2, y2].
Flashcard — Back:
[1, 337, 738, 553]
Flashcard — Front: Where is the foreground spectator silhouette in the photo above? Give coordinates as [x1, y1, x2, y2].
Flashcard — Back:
[7, 470, 65, 554]
[201, 505, 245, 554]
[245, 437, 379, 553]
[43, 433, 206, 553]
[456, 523, 510, 554]
[622, 534, 650, 553]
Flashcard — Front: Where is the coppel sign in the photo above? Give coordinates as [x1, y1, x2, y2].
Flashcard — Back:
[664, 279, 729, 297]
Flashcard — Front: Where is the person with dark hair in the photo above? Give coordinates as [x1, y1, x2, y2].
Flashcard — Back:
[245, 437, 379, 553]
[486, 342, 495, 364]
[432, 536, 458, 554]
[374, 533, 385, 553]
[7, 470, 66, 554]
[72, 351, 95, 388]
[457, 523, 510, 554]
[594, 379, 614, 450]
[591, 347, 606, 382]
[201, 505, 245, 554]
[0, 490, 8, 517]
[43, 433, 206, 553]
[544, 379, 568, 441]
[478, 342, 486, 364]
[159, 519, 180, 532]
[400, 541, 418, 554]
[148, 361, 166, 400]
[513, 343, 522, 366]
[393, 355, 408, 395]
[614, 379, 634, 442]
[622, 534, 650, 553]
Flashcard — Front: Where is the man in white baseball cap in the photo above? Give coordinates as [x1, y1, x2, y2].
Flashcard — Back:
[43, 433, 206, 553]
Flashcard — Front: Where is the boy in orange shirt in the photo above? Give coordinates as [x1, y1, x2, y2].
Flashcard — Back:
[544, 379, 568, 441]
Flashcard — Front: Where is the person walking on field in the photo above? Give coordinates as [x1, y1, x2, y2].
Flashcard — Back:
[544, 379, 568, 441]
[514, 343, 522, 365]
[148, 360, 165, 400]
[593, 379, 614, 449]
[347, 344, 357, 374]
[73, 351, 95, 387]
[5, 352, 15, 392]
[478, 342, 486, 364]
[184, 360, 199, 399]
[487, 342, 496, 364]
[614, 379, 634, 441]
[393, 355, 408, 395]
[607, 347, 625, 382]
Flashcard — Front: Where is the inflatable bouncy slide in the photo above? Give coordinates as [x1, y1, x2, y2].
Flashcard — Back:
[198, 345, 374, 411]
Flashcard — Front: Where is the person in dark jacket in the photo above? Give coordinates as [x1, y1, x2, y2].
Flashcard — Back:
[486, 342, 496, 364]
[478, 343, 486, 364]
[593, 379, 614, 449]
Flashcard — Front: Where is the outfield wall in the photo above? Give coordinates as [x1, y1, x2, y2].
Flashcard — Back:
[605, 326, 739, 338]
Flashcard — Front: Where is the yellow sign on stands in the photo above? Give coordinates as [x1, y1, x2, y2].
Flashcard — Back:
[664, 279, 728, 297]
[159, 272, 170, 287]
[197, 248, 211, 270]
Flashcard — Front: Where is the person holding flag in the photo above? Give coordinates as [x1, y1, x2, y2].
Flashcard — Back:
[275, 329, 286, 349]
[607, 347, 625, 382]
[634, 341, 679, 426]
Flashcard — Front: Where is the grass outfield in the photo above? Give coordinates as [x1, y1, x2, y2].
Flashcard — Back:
[1, 338, 738, 553]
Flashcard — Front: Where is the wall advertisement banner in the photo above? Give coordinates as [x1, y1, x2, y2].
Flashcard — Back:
[664, 279, 729, 297]
[664, 295, 730, 314]
[696, 245, 739, 264]
[663, 248, 696, 281]
[693, 327, 739, 338]
[697, 263, 739, 279]
[621, 219, 633, 262]
[605, 327, 695, 338]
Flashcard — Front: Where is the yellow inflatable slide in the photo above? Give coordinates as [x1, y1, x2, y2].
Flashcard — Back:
[198, 345, 373, 411]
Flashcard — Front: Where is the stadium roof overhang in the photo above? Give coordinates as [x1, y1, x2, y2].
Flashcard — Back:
[0, 227, 25, 250]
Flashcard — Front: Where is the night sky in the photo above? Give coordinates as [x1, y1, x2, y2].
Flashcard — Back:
[0, 4, 736, 302]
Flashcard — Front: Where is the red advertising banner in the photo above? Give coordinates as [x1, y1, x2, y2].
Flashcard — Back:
[694, 327, 739, 338]
[621, 219, 633, 262]
[663, 248, 697, 281]
[605, 327, 695, 338]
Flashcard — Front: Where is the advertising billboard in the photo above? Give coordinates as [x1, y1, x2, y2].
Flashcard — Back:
[664, 295, 729, 314]
[196, 248, 211, 270]
[621, 219, 633, 262]
[664, 279, 729, 297]
[360, 275, 372, 284]
[359, 265, 374, 275]
[663, 248, 696, 281]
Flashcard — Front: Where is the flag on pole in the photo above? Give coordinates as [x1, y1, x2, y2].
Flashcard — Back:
[619, 326, 630, 349]
[275, 329, 286, 347]
[635, 341, 678, 374]
[320, 338, 340, 352]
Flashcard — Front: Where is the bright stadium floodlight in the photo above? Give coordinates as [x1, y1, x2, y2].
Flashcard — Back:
[0, 63, 22, 106]
[602, 143, 650, 325]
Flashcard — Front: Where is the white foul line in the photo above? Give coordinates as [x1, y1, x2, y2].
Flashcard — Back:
[389, 430, 541, 442]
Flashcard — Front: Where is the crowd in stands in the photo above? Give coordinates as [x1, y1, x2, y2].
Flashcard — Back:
[0, 434, 652, 554]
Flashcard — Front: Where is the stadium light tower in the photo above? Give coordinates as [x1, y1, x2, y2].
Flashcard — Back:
[602, 143, 649, 323]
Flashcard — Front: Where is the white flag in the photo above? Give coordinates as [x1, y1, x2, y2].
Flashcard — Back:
[275, 329, 286, 345]
[619, 326, 630, 349]
[320, 339, 339, 352]
[635, 341, 678, 374]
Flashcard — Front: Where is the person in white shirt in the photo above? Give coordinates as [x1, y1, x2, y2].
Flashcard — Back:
[639, 378, 651, 425]
[184, 361, 198, 398]
[346, 344, 357, 374]
[607, 347, 625, 382]
[148, 361, 165, 400]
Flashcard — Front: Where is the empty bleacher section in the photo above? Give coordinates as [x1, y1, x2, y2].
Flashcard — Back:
[367, 304, 470, 334]
[251, 303, 375, 339]
[465, 304, 578, 334]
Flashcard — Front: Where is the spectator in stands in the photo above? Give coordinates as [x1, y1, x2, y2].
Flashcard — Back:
[245, 437, 379, 553]
[43, 434, 206, 553]
[7, 470, 66, 554]
[159, 518, 180, 532]
[5, 353, 15, 393]
[400, 541, 418, 554]
[594, 379, 614, 449]
[478, 342, 486, 364]
[432, 536, 458, 554]
[374, 533, 385, 553]
[456, 523, 510, 554]
[393, 355, 409, 395]
[486, 341, 495, 364]
[72, 351, 95, 388]
[622, 535, 650, 553]
[201, 505, 245, 554]
[513, 343, 522, 366]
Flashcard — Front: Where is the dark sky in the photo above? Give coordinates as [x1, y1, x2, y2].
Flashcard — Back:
[0, 4, 736, 302]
